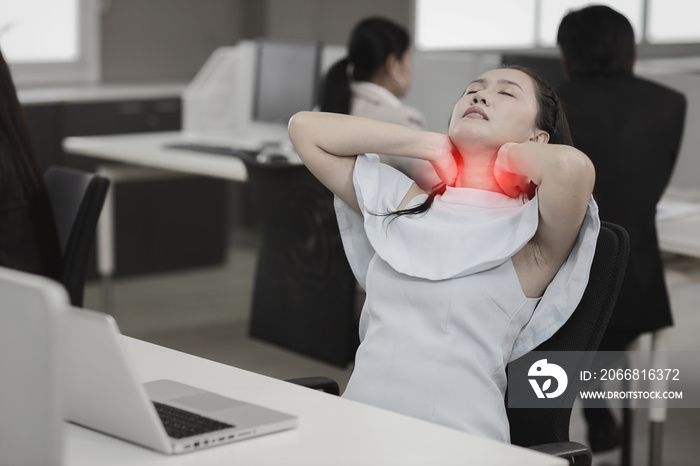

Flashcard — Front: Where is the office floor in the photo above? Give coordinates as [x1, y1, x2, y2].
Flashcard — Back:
[83, 229, 700, 466]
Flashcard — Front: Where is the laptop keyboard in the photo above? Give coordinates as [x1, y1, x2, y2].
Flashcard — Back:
[153, 401, 234, 439]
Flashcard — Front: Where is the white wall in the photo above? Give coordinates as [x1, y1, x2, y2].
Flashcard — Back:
[99, 0, 412, 83]
[263, 0, 412, 45]
[100, 0, 256, 82]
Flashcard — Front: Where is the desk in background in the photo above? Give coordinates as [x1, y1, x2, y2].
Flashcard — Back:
[63, 131, 252, 314]
[65, 336, 566, 466]
[657, 190, 700, 259]
[22, 85, 228, 279]
[62, 130, 287, 308]
[63, 130, 361, 368]
[63, 131, 251, 181]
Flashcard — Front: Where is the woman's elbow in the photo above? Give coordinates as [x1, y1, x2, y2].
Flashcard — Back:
[558, 147, 596, 195]
[288, 111, 313, 144]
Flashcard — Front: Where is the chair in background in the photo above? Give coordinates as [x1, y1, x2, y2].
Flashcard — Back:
[242, 155, 358, 367]
[290, 222, 630, 466]
[44, 166, 110, 307]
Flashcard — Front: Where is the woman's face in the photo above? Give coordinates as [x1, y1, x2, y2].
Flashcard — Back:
[448, 68, 545, 154]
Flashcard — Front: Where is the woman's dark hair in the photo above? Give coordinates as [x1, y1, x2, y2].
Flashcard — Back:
[512, 65, 573, 147]
[387, 65, 573, 220]
[318, 17, 410, 114]
[0, 48, 61, 278]
[557, 5, 636, 78]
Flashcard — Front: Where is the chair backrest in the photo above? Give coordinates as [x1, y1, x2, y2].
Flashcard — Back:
[44, 166, 110, 307]
[506, 221, 630, 447]
[243, 157, 358, 367]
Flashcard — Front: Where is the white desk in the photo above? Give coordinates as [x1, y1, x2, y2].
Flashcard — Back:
[656, 193, 700, 259]
[63, 131, 251, 181]
[65, 336, 565, 466]
[63, 130, 291, 312]
[658, 213, 700, 259]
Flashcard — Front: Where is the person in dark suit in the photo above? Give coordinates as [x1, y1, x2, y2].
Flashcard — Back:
[556, 5, 687, 453]
[0, 47, 61, 279]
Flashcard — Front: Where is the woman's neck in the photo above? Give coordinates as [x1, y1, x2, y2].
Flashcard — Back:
[368, 72, 401, 98]
[453, 152, 505, 194]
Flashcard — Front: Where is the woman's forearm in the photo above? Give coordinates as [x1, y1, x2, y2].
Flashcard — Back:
[288, 112, 455, 213]
[288, 111, 447, 162]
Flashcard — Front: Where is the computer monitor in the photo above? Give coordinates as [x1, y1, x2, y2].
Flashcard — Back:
[252, 39, 321, 125]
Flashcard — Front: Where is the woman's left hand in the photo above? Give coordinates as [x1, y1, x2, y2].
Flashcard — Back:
[494, 142, 532, 198]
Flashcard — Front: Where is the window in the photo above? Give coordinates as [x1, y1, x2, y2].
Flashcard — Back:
[415, 0, 700, 51]
[415, 0, 537, 50]
[647, 0, 700, 44]
[538, 0, 643, 46]
[0, 0, 100, 85]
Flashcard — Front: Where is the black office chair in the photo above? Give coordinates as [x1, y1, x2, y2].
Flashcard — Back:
[290, 222, 630, 465]
[505, 221, 629, 464]
[242, 155, 358, 367]
[44, 166, 110, 307]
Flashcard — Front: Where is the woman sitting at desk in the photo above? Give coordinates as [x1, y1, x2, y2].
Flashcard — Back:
[318, 17, 435, 187]
[290, 66, 599, 442]
[0, 48, 61, 279]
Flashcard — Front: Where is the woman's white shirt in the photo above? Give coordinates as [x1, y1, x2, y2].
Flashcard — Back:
[350, 81, 426, 130]
[335, 154, 600, 442]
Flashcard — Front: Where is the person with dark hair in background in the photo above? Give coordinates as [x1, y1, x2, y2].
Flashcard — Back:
[557, 5, 687, 453]
[0, 47, 61, 279]
[318, 17, 435, 187]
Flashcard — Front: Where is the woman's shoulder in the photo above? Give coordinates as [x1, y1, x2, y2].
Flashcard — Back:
[351, 82, 426, 129]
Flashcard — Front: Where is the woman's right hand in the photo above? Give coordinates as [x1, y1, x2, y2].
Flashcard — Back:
[428, 135, 460, 186]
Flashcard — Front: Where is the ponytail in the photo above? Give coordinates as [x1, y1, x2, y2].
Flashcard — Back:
[318, 57, 352, 114]
[382, 182, 447, 223]
[318, 17, 410, 115]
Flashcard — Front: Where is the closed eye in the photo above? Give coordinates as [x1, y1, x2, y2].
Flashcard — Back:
[499, 91, 514, 97]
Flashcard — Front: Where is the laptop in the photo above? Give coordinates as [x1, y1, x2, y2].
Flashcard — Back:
[67, 307, 298, 454]
[0, 266, 65, 466]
